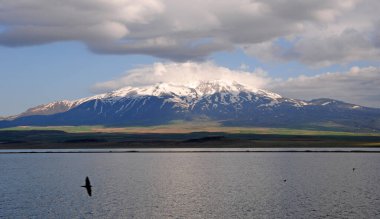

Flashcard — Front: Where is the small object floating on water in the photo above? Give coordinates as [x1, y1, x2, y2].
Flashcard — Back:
[81, 176, 92, 196]
[353, 168, 356, 172]
[283, 179, 287, 182]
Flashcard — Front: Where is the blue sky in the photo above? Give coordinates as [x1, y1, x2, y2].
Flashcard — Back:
[1, 0, 380, 116]
[0, 42, 155, 115]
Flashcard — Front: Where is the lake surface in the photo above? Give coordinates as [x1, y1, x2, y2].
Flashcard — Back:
[1, 152, 380, 218]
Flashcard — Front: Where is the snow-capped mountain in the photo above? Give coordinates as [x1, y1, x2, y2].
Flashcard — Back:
[14, 80, 306, 117]
[1, 80, 380, 131]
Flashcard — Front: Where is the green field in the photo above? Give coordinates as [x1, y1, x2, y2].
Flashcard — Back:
[2, 121, 380, 136]
[1, 123, 380, 149]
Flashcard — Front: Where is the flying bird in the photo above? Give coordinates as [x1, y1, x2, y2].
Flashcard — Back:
[81, 176, 92, 196]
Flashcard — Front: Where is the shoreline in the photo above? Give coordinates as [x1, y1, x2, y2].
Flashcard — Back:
[2, 147, 380, 154]
[2, 150, 380, 154]
[1, 140, 380, 150]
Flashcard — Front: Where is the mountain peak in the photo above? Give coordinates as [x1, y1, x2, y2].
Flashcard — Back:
[101, 80, 260, 99]
[107, 83, 195, 98]
[191, 80, 254, 95]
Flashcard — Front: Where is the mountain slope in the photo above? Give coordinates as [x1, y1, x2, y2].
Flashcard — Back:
[1, 80, 380, 131]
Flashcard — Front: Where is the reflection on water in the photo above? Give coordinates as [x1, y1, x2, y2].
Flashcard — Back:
[1, 153, 380, 218]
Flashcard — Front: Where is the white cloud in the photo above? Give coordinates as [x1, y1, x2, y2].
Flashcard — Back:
[92, 62, 270, 92]
[1, 0, 379, 64]
[269, 66, 380, 108]
[245, 0, 380, 66]
[247, 28, 380, 67]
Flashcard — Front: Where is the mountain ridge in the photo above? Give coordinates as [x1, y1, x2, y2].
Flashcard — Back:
[9, 80, 307, 118]
[1, 80, 379, 131]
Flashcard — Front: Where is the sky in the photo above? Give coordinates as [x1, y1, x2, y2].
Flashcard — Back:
[1, 0, 380, 116]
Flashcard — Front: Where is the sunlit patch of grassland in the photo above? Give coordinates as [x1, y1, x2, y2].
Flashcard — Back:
[360, 142, 380, 146]
[1, 126, 103, 133]
[1, 121, 380, 136]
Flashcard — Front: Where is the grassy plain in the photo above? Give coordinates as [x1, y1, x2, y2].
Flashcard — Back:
[1, 122, 380, 149]
[2, 120, 380, 136]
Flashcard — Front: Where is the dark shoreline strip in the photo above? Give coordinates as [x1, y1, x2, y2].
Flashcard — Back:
[1, 150, 380, 154]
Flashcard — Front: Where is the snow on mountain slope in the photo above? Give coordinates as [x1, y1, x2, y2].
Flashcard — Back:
[10, 80, 366, 120]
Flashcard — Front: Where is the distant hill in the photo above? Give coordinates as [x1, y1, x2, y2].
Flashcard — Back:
[1, 80, 380, 131]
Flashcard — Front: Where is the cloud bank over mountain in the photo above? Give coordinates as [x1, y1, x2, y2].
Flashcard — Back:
[92, 62, 270, 92]
[269, 66, 380, 108]
[1, 0, 379, 65]
[92, 62, 380, 108]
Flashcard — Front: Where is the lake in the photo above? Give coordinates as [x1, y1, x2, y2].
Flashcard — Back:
[1, 151, 380, 218]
